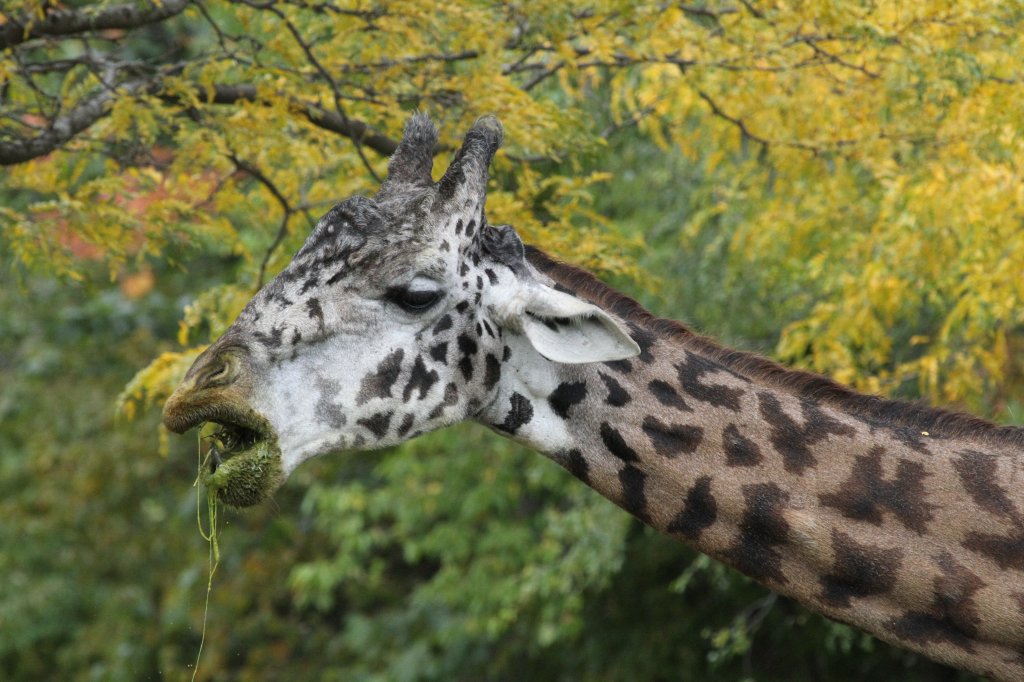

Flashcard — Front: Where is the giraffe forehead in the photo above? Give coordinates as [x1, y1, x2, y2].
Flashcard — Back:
[284, 198, 488, 289]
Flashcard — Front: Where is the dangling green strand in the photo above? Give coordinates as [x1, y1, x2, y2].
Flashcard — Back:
[192, 426, 221, 681]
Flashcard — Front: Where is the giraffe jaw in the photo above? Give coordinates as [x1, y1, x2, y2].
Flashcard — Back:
[202, 426, 284, 508]
[166, 399, 284, 508]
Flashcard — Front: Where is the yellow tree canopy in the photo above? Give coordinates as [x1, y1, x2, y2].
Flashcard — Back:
[2, 0, 1022, 413]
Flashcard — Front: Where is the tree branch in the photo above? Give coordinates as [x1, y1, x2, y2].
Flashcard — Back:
[207, 84, 400, 156]
[339, 50, 480, 73]
[696, 88, 863, 156]
[678, 4, 739, 19]
[230, 0, 384, 182]
[0, 80, 147, 165]
[0, 0, 190, 50]
[229, 153, 294, 288]
[737, 0, 766, 20]
[795, 36, 879, 79]
[0, 76, 403, 167]
[696, 89, 771, 149]
[599, 105, 656, 139]
[520, 62, 564, 91]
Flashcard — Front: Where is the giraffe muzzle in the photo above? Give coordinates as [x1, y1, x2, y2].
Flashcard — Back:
[163, 342, 284, 507]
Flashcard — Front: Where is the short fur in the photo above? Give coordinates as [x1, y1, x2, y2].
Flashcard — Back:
[526, 246, 1024, 451]
[164, 114, 1024, 682]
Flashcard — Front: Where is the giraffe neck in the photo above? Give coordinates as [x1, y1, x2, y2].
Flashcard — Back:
[476, 255, 1024, 682]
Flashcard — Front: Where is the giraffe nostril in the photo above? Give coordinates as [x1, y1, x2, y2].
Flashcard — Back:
[198, 348, 247, 389]
[201, 361, 232, 388]
[208, 363, 230, 383]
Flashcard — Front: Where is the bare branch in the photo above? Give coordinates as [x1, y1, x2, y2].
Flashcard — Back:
[678, 4, 739, 19]
[520, 62, 564, 91]
[206, 84, 400, 156]
[230, 154, 294, 288]
[0, 0, 190, 50]
[696, 88, 867, 156]
[0, 80, 146, 165]
[795, 36, 880, 79]
[696, 89, 771, 148]
[279, 0, 384, 18]
[599, 106, 656, 139]
[230, 0, 384, 182]
[0, 75, 403, 167]
[737, 0, 766, 20]
[340, 50, 480, 73]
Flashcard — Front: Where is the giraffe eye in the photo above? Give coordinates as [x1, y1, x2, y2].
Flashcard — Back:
[389, 284, 443, 312]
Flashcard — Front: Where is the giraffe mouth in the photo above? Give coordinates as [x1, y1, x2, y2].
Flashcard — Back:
[163, 393, 285, 507]
[205, 421, 264, 470]
[195, 411, 284, 508]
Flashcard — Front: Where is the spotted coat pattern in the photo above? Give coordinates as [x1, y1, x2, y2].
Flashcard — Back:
[167, 115, 1024, 682]
[478, 247, 1024, 682]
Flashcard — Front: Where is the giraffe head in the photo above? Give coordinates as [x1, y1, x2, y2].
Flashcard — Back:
[163, 114, 639, 506]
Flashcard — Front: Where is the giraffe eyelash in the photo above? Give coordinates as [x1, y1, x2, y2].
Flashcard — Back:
[386, 285, 444, 312]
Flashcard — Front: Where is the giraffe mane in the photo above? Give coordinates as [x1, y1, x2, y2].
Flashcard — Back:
[525, 245, 1024, 451]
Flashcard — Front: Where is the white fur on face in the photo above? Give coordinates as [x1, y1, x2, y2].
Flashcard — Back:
[204, 116, 637, 481]
[241, 218, 505, 475]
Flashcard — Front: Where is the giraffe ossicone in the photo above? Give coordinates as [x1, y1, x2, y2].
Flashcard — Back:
[164, 114, 1024, 681]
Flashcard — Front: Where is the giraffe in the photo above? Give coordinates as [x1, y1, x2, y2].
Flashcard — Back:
[163, 114, 1024, 680]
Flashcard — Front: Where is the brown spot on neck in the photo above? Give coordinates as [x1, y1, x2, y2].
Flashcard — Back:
[723, 483, 791, 585]
[819, 445, 935, 534]
[757, 392, 855, 475]
[886, 552, 985, 653]
[953, 449, 1021, 521]
[819, 529, 903, 608]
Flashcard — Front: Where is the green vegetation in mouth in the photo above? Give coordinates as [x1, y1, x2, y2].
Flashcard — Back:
[201, 424, 284, 508]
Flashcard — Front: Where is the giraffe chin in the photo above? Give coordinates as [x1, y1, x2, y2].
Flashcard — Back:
[163, 392, 285, 507]
[202, 434, 284, 508]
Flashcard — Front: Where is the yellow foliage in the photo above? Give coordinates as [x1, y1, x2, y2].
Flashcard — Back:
[3, 0, 1023, 414]
[117, 348, 205, 423]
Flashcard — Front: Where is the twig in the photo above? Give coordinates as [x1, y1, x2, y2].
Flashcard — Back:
[207, 83, 399, 156]
[231, 0, 383, 182]
[599, 106, 655, 139]
[795, 35, 879, 79]
[696, 89, 771, 149]
[339, 50, 480, 73]
[737, 0, 766, 19]
[678, 4, 739, 19]
[229, 154, 294, 288]
[0, 78, 148, 165]
[521, 62, 564, 91]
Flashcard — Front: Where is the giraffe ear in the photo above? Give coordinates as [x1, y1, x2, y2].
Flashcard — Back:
[516, 286, 640, 364]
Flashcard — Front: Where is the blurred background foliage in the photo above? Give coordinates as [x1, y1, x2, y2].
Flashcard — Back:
[2, 0, 1022, 679]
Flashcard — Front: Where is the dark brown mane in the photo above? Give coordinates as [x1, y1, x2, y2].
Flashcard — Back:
[525, 245, 1024, 452]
